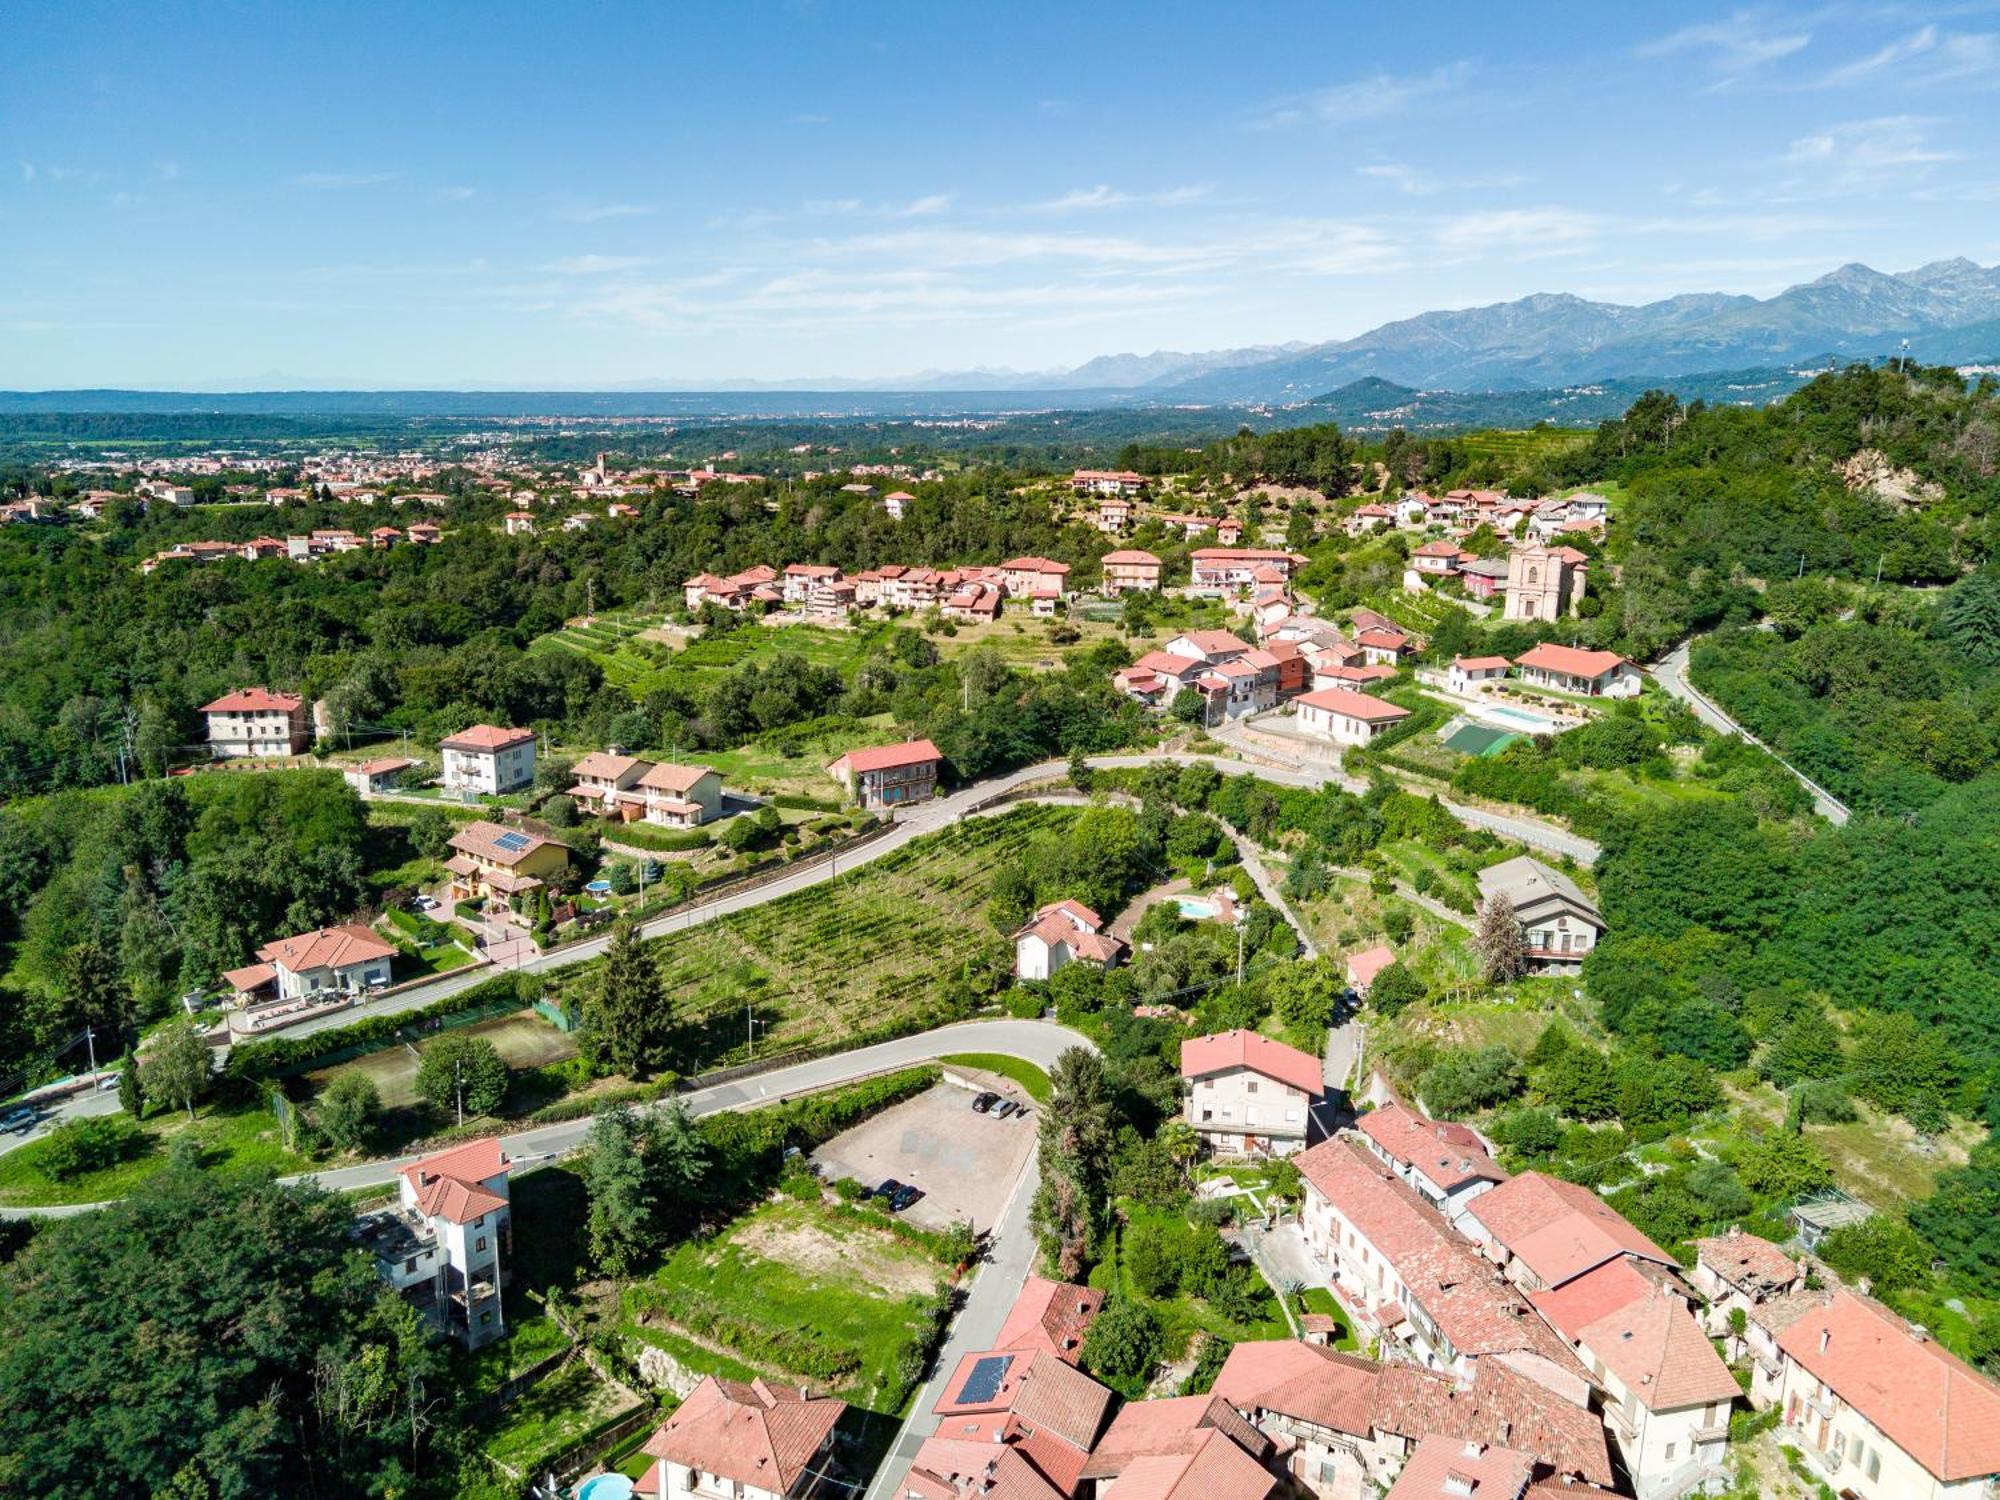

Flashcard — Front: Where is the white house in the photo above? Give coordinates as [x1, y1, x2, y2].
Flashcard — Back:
[1293, 687, 1411, 747]
[343, 756, 416, 795]
[1446, 655, 1512, 694]
[636, 1376, 846, 1500]
[1474, 857, 1604, 973]
[202, 688, 309, 759]
[357, 1137, 512, 1348]
[239, 922, 397, 1001]
[1513, 644, 1640, 698]
[1013, 900, 1128, 982]
[1354, 1100, 1509, 1230]
[440, 723, 537, 794]
[1180, 1029, 1323, 1157]
[1773, 1290, 2000, 1500]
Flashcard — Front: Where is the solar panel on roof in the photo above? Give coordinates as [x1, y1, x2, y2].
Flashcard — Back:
[493, 831, 532, 852]
[957, 1353, 1013, 1405]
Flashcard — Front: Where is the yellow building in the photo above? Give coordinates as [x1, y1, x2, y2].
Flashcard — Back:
[444, 820, 571, 907]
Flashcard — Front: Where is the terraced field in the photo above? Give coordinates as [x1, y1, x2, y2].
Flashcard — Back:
[545, 803, 1077, 1061]
[533, 615, 884, 702]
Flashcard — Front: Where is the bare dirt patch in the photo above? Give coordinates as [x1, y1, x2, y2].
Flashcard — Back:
[732, 1217, 938, 1297]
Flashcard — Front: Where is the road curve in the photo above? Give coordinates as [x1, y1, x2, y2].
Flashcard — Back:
[1653, 639, 1850, 825]
[0, 1018, 1091, 1219]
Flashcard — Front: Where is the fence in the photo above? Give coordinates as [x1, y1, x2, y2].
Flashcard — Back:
[532, 999, 578, 1033]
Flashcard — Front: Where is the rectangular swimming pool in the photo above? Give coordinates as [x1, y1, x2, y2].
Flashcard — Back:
[1477, 704, 1559, 734]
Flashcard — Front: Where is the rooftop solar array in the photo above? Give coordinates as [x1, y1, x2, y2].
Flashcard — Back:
[493, 831, 532, 852]
[957, 1353, 1013, 1405]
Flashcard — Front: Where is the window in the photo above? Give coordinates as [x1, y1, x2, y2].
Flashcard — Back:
[1247, 1081, 1259, 1094]
[1663, 1444, 1675, 1463]
[479, 1311, 492, 1326]
[476, 1236, 488, 1253]
[404, 1257, 417, 1273]
[1864, 1450, 1880, 1481]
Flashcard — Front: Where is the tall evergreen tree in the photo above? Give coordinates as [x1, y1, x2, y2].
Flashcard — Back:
[1474, 892, 1527, 983]
[583, 920, 671, 1077]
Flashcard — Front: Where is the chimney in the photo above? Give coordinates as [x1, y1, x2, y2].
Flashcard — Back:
[1819, 1328, 1831, 1355]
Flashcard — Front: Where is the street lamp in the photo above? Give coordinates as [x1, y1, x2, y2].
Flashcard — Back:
[747, 1008, 769, 1060]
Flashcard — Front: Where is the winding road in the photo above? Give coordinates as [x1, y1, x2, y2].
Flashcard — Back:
[1653, 639, 1851, 824]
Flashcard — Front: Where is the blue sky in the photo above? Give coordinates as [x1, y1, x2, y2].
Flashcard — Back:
[4, 1, 2000, 388]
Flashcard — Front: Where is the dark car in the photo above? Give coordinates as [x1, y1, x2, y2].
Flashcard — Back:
[971, 1092, 999, 1113]
[874, 1179, 904, 1201]
[888, 1183, 924, 1213]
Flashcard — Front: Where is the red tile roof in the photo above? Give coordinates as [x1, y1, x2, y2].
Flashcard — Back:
[1296, 687, 1412, 722]
[202, 688, 302, 713]
[255, 922, 397, 975]
[1453, 655, 1513, 672]
[1535, 1270, 1738, 1412]
[642, 1375, 846, 1493]
[1370, 1361, 1613, 1486]
[1777, 1291, 2000, 1482]
[1083, 1393, 1271, 1476]
[400, 1136, 510, 1225]
[994, 1278, 1104, 1364]
[1345, 945, 1397, 988]
[1101, 550, 1162, 565]
[1690, 1228, 1799, 1293]
[1464, 1171, 1674, 1288]
[1357, 1101, 1509, 1192]
[832, 738, 944, 774]
[439, 723, 535, 752]
[1385, 1435, 1533, 1500]
[637, 761, 716, 793]
[1096, 1430, 1273, 1500]
[1211, 1341, 1379, 1434]
[1179, 1029, 1323, 1095]
[1513, 645, 1630, 682]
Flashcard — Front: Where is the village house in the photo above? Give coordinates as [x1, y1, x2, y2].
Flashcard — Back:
[1474, 857, 1604, 973]
[1529, 1259, 1738, 1497]
[635, 762, 727, 827]
[1190, 548, 1307, 591]
[444, 820, 571, 906]
[994, 1278, 1105, 1365]
[1291, 1138, 1593, 1402]
[1773, 1290, 2000, 1500]
[202, 687, 309, 758]
[1072, 468, 1147, 497]
[883, 490, 913, 519]
[440, 723, 537, 795]
[1459, 1170, 1674, 1295]
[1512, 644, 1640, 698]
[1344, 502, 1395, 537]
[907, 1346, 1114, 1500]
[1293, 687, 1411, 747]
[1354, 627, 1413, 667]
[1181, 1029, 1323, 1157]
[1080, 1393, 1278, 1500]
[635, 1375, 847, 1500]
[1095, 495, 1134, 533]
[1164, 628, 1253, 665]
[342, 756, 416, 795]
[1384, 1436, 1532, 1500]
[1410, 541, 1465, 578]
[1502, 546, 1588, 622]
[1355, 1100, 1510, 1230]
[1014, 900, 1128, 982]
[564, 751, 652, 818]
[1446, 656, 1512, 694]
[783, 562, 843, 604]
[1100, 548, 1161, 594]
[407, 521, 441, 544]
[1209, 1338, 1616, 1500]
[1000, 556, 1072, 598]
[942, 580, 1004, 623]
[355, 1137, 512, 1348]
[807, 576, 858, 620]
[1112, 649, 1208, 708]
[502, 511, 536, 535]
[1457, 557, 1511, 601]
[1690, 1230, 1812, 1409]
[225, 921, 397, 1005]
[827, 738, 944, 810]
[1156, 512, 1222, 539]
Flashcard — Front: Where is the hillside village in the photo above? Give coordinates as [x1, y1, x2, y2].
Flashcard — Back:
[0, 362, 1997, 1500]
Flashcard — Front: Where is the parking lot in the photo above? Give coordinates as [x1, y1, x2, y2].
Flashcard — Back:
[810, 1080, 1036, 1232]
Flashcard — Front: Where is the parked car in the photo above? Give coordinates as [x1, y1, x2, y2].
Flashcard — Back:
[873, 1179, 904, 1202]
[0, 1107, 37, 1134]
[971, 1092, 999, 1113]
[990, 1100, 1018, 1119]
[95, 1074, 121, 1092]
[412, 895, 439, 912]
[888, 1183, 924, 1213]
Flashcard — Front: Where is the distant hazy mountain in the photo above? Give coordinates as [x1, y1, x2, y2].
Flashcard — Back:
[1147, 258, 2000, 401]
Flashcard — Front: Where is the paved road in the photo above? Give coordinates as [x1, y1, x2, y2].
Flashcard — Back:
[1654, 639, 1850, 824]
[0, 1018, 1090, 1219]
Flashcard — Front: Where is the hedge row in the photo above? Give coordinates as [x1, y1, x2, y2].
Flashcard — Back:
[225, 973, 538, 1081]
[771, 792, 842, 813]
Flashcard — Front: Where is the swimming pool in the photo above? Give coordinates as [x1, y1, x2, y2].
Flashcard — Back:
[1177, 897, 1219, 920]
[1477, 704, 1558, 734]
[575, 1475, 635, 1500]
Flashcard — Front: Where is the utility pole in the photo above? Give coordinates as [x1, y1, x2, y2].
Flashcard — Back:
[1236, 922, 1245, 987]
[84, 1024, 98, 1084]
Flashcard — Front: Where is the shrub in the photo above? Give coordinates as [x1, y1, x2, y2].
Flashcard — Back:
[37, 1116, 144, 1180]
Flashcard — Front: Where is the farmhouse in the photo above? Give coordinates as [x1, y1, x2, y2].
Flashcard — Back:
[439, 723, 537, 794]
[1013, 900, 1127, 982]
[1293, 687, 1411, 747]
[202, 688, 309, 759]
[1180, 1029, 1323, 1157]
[827, 738, 943, 810]
[1474, 857, 1604, 972]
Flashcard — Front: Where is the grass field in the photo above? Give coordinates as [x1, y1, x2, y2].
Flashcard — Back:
[619, 1194, 947, 1406]
[535, 616, 888, 703]
[546, 804, 1076, 1066]
[1453, 427, 1596, 465]
[940, 1052, 1053, 1102]
[307, 1008, 577, 1110]
[479, 1359, 642, 1476]
[0, 1089, 310, 1206]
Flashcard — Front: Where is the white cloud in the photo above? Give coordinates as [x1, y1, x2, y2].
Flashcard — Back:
[897, 193, 954, 217]
[1783, 115, 1954, 173]
[1029, 184, 1213, 212]
[292, 170, 399, 189]
[1436, 207, 1600, 257]
[438, 185, 477, 202]
[1639, 11, 1811, 75]
[1811, 24, 1999, 87]
[552, 199, 655, 223]
[1252, 62, 1473, 129]
[539, 254, 653, 275]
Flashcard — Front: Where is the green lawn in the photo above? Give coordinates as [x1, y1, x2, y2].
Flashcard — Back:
[1093, 1202, 1292, 1369]
[479, 1359, 641, 1475]
[0, 1090, 311, 1207]
[619, 1194, 947, 1409]
[940, 1053, 1053, 1102]
[1296, 1286, 1360, 1350]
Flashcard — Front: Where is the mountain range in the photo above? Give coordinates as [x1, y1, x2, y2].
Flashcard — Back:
[801, 257, 2000, 402]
